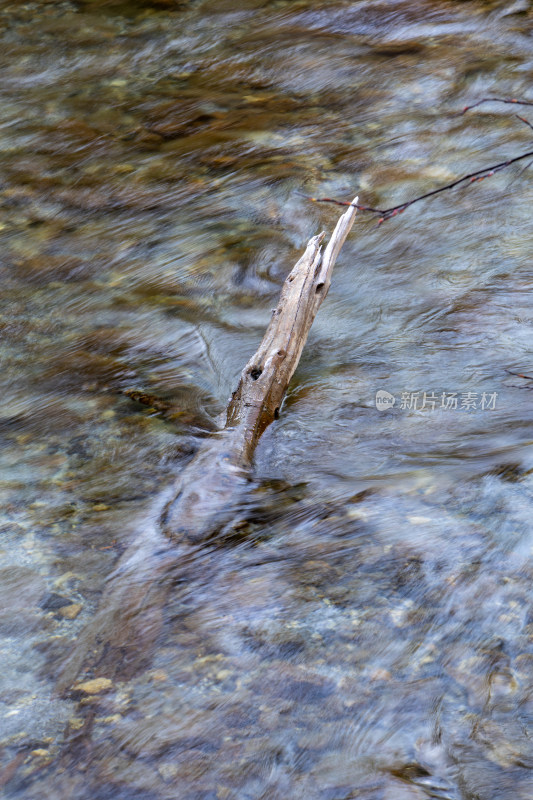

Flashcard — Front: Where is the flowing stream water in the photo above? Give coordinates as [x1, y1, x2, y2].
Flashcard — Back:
[1, 0, 533, 798]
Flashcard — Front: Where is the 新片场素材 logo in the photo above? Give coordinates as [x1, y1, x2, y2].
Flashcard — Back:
[374, 389, 498, 412]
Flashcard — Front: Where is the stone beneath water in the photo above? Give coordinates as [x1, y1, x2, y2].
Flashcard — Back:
[57, 603, 83, 620]
[74, 678, 113, 695]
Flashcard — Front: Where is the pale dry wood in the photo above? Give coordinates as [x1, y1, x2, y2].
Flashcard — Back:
[161, 197, 358, 543]
[56, 198, 358, 694]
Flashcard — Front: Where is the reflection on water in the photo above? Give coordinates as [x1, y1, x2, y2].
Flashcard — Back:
[1, 0, 533, 797]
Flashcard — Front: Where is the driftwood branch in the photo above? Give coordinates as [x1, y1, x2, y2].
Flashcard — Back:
[161, 197, 358, 542]
[56, 199, 358, 694]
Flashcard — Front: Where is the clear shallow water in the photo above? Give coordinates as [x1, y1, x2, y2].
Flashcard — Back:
[1, 0, 533, 797]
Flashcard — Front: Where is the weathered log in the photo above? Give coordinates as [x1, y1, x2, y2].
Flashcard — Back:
[160, 197, 358, 543]
[56, 198, 358, 693]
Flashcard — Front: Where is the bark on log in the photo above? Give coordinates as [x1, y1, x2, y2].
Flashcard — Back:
[161, 197, 358, 543]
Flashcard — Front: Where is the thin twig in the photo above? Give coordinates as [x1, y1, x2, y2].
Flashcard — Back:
[515, 114, 533, 132]
[304, 146, 533, 222]
[505, 369, 533, 381]
[304, 98, 533, 221]
[461, 97, 533, 114]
